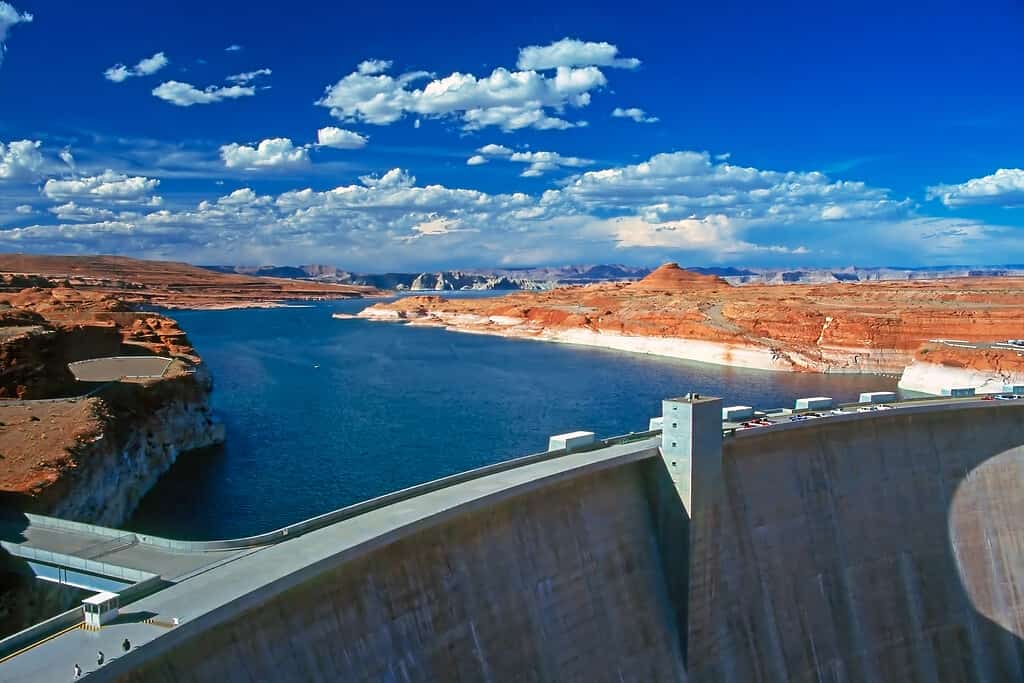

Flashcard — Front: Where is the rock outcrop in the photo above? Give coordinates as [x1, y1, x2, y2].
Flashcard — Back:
[0, 284, 225, 636]
[357, 266, 1024, 376]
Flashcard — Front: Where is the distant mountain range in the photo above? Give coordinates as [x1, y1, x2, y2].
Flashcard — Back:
[201, 264, 653, 291]
[202, 263, 1024, 290]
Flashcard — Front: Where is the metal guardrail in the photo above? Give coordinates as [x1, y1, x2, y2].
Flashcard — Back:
[26, 429, 663, 553]
[0, 541, 156, 584]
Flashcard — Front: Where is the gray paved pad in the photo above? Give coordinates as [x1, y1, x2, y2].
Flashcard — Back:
[68, 357, 172, 382]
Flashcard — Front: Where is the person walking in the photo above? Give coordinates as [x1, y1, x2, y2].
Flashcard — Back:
[96, 650, 104, 666]
[122, 638, 131, 652]
[73, 663, 82, 679]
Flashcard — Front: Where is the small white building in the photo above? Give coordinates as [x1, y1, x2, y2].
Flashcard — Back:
[795, 396, 832, 411]
[859, 391, 897, 404]
[82, 591, 119, 629]
[722, 405, 754, 421]
[548, 431, 596, 452]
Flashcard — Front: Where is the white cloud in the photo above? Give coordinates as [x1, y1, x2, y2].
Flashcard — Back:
[226, 68, 271, 84]
[612, 106, 658, 123]
[14, 204, 31, 214]
[468, 144, 591, 176]
[59, 148, 75, 169]
[152, 80, 255, 106]
[225, 44, 242, 52]
[104, 51, 169, 82]
[317, 43, 627, 131]
[5, 149, 974, 269]
[555, 150, 909, 224]
[0, 1, 32, 67]
[602, 213, 804, 255]
[477, 143, 513, 157]
[42, 170, 160, 202]
[316, 126, 368, 150]
[220, 138, 310, 169]
[357, 59, 392, 75]
[517, 38, 640, 70]
[927, 168, 1024, 208]
[0, 139, 43, 179]
[49, 202, 118, 222]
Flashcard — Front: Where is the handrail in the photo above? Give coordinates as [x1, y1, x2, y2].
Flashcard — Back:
[26, 429, 662, 553]
[0, 541, 156, 583]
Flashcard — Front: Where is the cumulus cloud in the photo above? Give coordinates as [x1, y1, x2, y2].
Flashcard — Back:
[0, 139, 44, 179]
[612, 106, 658, 123]
[317, 40, 637, 131]
[555, 150, 909, 225]
[220, 138, 310, 169]
[468, 143, 592, 176]
[517, 38, 640, 70]
[226, 68, 271, 84]
[152, 80, 255, 106]
[14, 204, 31, 214]
[0, 1, 32, 67]
[42, 170, 160, 202]
[927, 168, 1024, 208]
[3, 149, 956, 268]
[357, 59, 392, 75]
[104, 52, 170, 82]
[49, 202, 118, 222]
[316, 126, 368, 150]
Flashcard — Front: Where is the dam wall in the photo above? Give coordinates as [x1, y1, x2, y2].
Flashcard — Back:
[106, 457, 688, 682]
[7, 398, 1024, 682]
[688, 403, 1024, 682]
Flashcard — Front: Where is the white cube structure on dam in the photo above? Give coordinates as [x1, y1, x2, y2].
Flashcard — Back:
[649, 417, 664, 430]
[661, 394, 722, 517]
[547, 430, 595, 452]
[795, 396, 832, 410]
[82, 591, 119, 629]
[859, 391, 897, 404]
[722, 405, 754, 421]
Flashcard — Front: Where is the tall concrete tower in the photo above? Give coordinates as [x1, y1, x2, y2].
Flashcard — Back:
[661, 394, 723, 517]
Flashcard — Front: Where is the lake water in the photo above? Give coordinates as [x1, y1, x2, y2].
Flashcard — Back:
[126, 297, 900, 540]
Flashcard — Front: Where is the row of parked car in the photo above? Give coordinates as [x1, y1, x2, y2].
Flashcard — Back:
[735, 392, 1024, 432]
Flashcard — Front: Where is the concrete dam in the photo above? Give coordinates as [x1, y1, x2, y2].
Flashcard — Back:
[2, 396, 1024, 681]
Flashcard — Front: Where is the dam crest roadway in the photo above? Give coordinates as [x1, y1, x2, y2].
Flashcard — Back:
[2, 392, 1024, 681]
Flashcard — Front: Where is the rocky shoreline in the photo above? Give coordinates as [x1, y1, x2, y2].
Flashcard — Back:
[0, 284, 226, 637]
[355, 264, 1024, 389]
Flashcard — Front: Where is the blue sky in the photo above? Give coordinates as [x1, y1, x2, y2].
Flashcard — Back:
[0, 0, 1022, 270]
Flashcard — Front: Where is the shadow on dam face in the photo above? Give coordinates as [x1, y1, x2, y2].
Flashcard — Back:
[690, 404, 1024, 683]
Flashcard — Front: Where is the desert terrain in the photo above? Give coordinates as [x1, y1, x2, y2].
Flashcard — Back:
[0, 253, 378, 309]
[358, 263, 1024, 383]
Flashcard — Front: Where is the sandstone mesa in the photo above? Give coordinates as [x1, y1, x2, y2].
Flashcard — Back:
[358, 263, 1024, 393]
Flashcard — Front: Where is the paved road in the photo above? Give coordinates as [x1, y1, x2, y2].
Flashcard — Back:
[1, 524, 248, 581]
[67, 357, 172, 382]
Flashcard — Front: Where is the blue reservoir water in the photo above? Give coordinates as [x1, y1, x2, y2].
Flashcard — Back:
[126, 297, 899, 540]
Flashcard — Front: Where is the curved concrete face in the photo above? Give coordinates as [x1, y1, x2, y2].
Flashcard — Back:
[691, 405, 1024, 683]
[112, 465, 688, 683]
[949, 446, 1024, 646]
